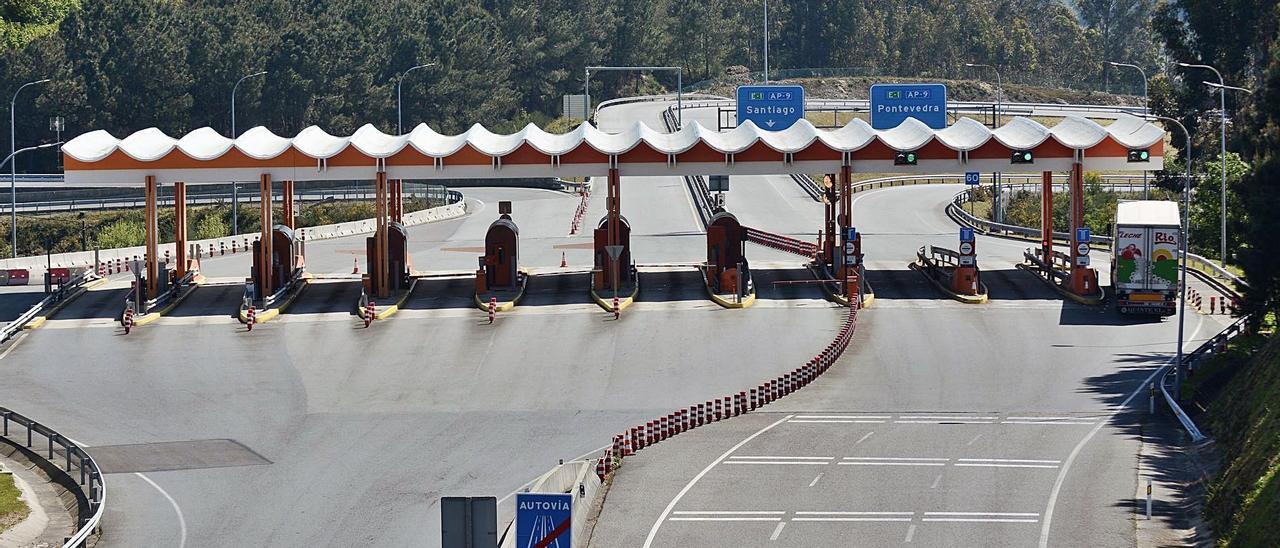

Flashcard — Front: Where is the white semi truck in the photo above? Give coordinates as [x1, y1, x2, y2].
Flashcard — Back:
[1112, 200, 1180, 315]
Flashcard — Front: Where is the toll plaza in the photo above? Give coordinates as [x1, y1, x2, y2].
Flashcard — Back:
[61, 114, 1166, 318]
[475, 201, 527, 311]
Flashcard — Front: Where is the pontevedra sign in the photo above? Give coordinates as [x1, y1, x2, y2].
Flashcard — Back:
[870, 83, 948, 129]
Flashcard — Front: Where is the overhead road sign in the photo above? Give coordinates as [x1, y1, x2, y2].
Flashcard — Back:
[736, 85, 805, 130]
[708, 175, 729, 192]
[516, 493, 572, 548]
[870, 83, 947, 129]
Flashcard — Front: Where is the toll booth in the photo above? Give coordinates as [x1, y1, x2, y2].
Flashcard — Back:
[593, 216, 632, 291]
[365, 222, 410, 294]
[253, 225, 301, 297]
[476, 212, 519, 292]
[706, 212, 747, 294]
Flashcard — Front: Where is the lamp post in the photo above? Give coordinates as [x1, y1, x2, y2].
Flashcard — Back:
[1146, 114, 1192, 399]
[230, 70, 267, 237]
[1177, 62, 1229, 265]
[964, 63, 1002, 126]
[763, 0, 769, 84]
[2, 142, 61, 258]
[1108, 61, 1151, 198]
[396, 62, 436, 135]
[10, 78, 49, 258]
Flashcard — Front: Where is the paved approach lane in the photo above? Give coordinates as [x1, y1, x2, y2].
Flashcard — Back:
[591, 183, 1231, 547]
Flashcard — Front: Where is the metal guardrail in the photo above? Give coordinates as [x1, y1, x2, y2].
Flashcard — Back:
[789, 174, 824, 201]
[1, 183, 452, 215]
[0, 406, 105, 548]
[662, 107, 716, 227]
[1159, 315, 1251, 443]
[0, 269, 97, 344]
[918, 245, 960, 269]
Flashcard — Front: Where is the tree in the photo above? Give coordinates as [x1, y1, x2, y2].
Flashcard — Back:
[1237, 35, 1280, 320]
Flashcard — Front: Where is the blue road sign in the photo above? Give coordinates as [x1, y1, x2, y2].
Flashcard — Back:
[964, 172, 980, 186]
[516, 493, 572, 548]
[736, 85, 805, 130]
[846, 227, 857, 242]
[870, 84, 948, 129]
[1076, 227, 1091, 243]
[960, 227, 975, 242]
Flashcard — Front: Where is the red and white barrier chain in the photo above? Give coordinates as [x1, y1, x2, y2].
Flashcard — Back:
[569, 187, 591, 235]
[596, 306, 859, 479]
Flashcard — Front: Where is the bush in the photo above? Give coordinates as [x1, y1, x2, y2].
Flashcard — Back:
[93, 218, 145, 248]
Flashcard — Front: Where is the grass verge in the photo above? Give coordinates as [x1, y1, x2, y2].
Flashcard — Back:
[0, 472, 31, 534]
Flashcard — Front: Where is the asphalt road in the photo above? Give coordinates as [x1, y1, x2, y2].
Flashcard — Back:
[590, 182, 1233, 547]
[0, 100, 844, 547]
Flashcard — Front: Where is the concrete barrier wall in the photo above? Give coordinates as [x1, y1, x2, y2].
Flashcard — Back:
[0, 201, 469, 276]
[497, 459, 602, 548]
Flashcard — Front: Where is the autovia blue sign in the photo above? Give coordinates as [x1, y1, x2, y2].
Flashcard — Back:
[736, 85, 805, 130]
[870, 83, 948, 129]
[516, 493, 572, 548]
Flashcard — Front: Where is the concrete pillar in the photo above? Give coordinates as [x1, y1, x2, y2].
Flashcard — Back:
[823, 174, 836, 265]
[374, 171, 389, 298]
[1068, 162, 1097, 295]
[1040, 170, 1053, 271]
[259, 173, 273, 295]
[144, 175, 159, 299]
[174, 182, 187, 278]
[282, 180, 295, 229]
[838, 164, 857, 300]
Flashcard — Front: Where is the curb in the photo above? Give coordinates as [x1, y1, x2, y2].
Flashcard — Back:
[22, 277, 110, 331]
[590, 275, 640, 313]
[908, 262, 989, 304]
[132, 282, 201, 326]
[1016, 263, 1106, 305]
[357, 277, 420, 321]
[700, 266, 756, 309]
[473, 270, 530, 313]
[238, 279, 309, 324]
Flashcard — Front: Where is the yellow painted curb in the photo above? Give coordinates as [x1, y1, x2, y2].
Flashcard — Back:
[358, 277, 419, 321]
[1015, 263, 1105, 305]
[700, 266, 756, 309]
[239, 279, 310, 324]
[473, 270, 530, 313]
[590, 276, 639, 313]
[133, 283, 201, 326]
[909, 262, 989, 304]
[22, 277, 110, 330]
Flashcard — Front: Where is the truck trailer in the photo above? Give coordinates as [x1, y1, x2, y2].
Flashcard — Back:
[1112, 200, 1180, 315]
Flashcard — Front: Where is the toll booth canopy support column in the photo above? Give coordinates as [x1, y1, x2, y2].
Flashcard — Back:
[282, 179, 295, 229]
[174, 181, 187, 278]
[608, 167, 621, 288]
[144, 175, 159, 299]
[373, 171, 390, 298]
[390, 179, 403, 223]
[259, 173, 273, 295]
[1040, 170, 1053, 271]
[838, 164, 860, 301]
[823, 174, 836, 265]
[1068, 162, 1096, 294]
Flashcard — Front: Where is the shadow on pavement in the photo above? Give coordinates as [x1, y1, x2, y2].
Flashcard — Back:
[637, 269, 707, 302]
[285, 280, 361, 315]
[402, 276, 477, 310]
[0, 289, 46, 322]
[50, 287, 128, 320]
[753, 267, 826, 300]
[168, 284, 242, 318]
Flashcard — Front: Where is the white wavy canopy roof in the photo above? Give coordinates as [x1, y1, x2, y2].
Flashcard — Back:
[63, 114, 1166, 164]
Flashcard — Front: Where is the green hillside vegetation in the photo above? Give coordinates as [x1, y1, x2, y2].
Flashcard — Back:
[1191, 332, 1280, 547]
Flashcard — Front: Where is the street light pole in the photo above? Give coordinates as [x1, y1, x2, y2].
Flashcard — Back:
[1177, 62, 1228, 265]
[10, 78, 49, 258]
[1109, 61, 1150, 198]
[396, 62, 436, 135]
[230, 70, 267, 237]
[1147, 114, 1192, 399]
[763, 0, 769, 84]
[964, 63, 1002, 126]
[2, 142, 62, 257]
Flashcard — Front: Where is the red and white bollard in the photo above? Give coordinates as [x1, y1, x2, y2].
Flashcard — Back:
[613, 296, 620, 320]
[232, 240, 239, 253]
[488, 297, 496, 324]
[220, 242, 226, 256]
[123, 307, 134, 334]
[1210, 296, 1217, 314]
[246, 305, 256, 331]
[365, 301, 376, 328]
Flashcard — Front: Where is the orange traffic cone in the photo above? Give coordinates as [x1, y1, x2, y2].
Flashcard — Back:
[561, 252, 567, 268]
[352, 258, 360, 274]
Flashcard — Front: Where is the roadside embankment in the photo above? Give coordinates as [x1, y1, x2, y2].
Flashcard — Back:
[1189, 330, 1280, 546]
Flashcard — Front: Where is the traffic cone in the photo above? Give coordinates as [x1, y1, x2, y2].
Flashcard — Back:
[560, 252, 567, 268]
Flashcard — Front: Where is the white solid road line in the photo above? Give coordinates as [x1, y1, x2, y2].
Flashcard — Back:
[954, 463, 1059, 469]
[643, 414, 794, 548]
[923, 517, 1039, 523]
[855, 431, 875, 444]
[795, 415, 892, 419]
[769, 521, 787, 540]
[724, 461, 830, 465]
[728, 455, 832, 460]
[905, 523, 917, 542]
[0, 331, 28, 360]
[793, 517, 914, 522]
[134, 472, 189, 548]
[1037, 313, 1207, 548]
[789, 419, 886, 423]
[957, 458, 1061, 464]
[795, 511, 915, 516]
[838, 462, 946, 466]
[668, 517, 781, 521]
[808, 473, 823, 487]
[843, 457, 949, 461]
[672, 511, 784, 515]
